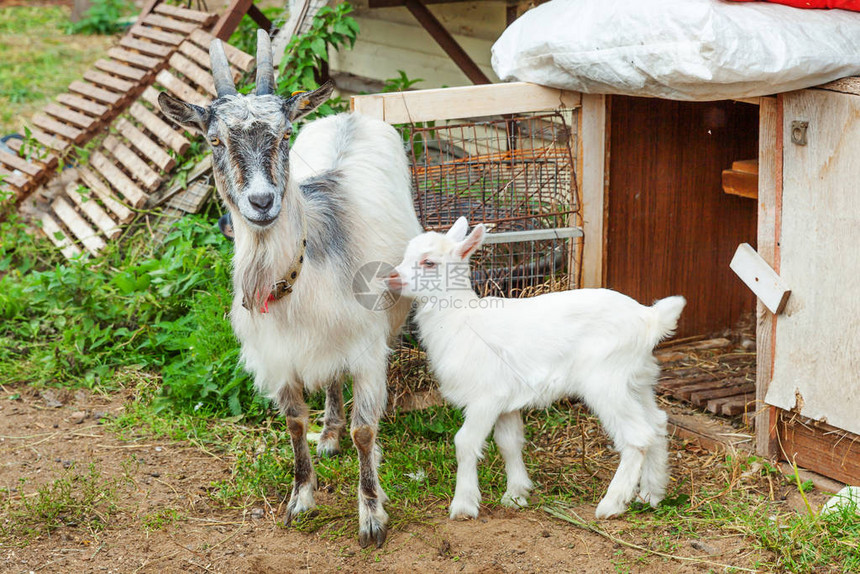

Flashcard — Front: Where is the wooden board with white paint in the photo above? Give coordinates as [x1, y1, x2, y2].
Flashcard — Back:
[730, 243, 790, 315]
[767, 89, 860, 436]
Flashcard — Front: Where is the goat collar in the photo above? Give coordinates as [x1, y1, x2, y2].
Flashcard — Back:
[243, 214, 308, 313]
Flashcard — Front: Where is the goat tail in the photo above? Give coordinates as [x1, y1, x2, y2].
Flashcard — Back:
[648, 296, 686, 347]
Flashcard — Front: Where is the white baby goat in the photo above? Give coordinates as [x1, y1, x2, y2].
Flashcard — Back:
[385, 217, 686, 520]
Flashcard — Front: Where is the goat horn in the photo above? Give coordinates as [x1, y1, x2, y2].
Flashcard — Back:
[209, 39, 237, 98]
[255, 29, 275, 96]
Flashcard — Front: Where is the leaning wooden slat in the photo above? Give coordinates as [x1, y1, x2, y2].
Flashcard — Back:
[190, 29, 254, 72]
[169, 52, 216, 96]
[140, 86, 161, 109]
[107, 47, 161, 70]
[26, 127, 70, 153]
[0, 165, 30, 192]
[130, 24, 185, 46]
[142, 13, 198, 35]
[116, 117, 176, 172]
[32, 114, 84, 144]
[39, 213, 82, 259]
[5, 137, 58, 171]
[78, 167, 135, 223]
[102, 135, 162, 191]
[52, 196, 106, 256]
[94, 59, 147, 82]
[69, 80, 122, 106]
[83, 70, 135, 94]
[156, 69, 209, 107]
[0, 149, 42, 177]
[64, 182, 121, 240]
[130, 102, 190, 155]
[44, 103, 96, 130]
[90, 151, 148, 208]
[154, 3, 216, 25]
[179, 41, 242, 82]
[56, 94, 108, 117]
[119, 36, 172, 58]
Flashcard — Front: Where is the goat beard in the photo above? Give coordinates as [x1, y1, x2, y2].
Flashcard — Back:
[236, 234, 281, 313]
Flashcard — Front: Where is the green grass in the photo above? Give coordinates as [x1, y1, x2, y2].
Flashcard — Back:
[0, 6, 114, 134]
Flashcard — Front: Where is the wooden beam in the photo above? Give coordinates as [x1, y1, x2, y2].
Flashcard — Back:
[211, 0, 253, 41]
[722, 169, 758, 199]
[778, 413, 860, 485]
[402, 0, 490, 85]
[351, 82, 581, 124]
[755, 95, 780, 458]
[578, 93, 607, 289]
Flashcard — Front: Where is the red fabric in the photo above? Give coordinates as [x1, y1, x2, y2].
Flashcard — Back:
[727, 0, 860, 11]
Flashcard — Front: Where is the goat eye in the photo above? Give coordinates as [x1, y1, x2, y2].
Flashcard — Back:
[421, 259, 436, 269]
[209, 136, 221, 146]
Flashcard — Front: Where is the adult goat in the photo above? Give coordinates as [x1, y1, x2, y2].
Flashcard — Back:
[158, 31, 421, 547]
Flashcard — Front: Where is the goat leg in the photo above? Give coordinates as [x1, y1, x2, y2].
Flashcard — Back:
[278, 384, 317, 524]
[317, 378, 346, 458]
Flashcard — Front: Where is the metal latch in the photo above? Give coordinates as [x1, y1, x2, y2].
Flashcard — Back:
[791, 121, 808, 146]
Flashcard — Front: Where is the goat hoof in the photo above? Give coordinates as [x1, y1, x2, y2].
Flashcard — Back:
[358, 519, 387, 548]
[285, 482, 317, 525]
[594, 497, 626, 519]
[316, 438, 341, 458]
[501, 493, 529, 508]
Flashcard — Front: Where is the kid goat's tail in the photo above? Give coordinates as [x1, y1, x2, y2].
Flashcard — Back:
[648, 296, 687, 347]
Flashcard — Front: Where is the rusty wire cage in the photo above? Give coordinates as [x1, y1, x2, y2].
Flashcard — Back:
[388, 108, 583, 403]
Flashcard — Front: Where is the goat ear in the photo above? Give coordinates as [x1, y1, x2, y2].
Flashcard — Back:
[158, 92, 209, 133]
[285, 81, 334, 121]
[455, 224, 486, 260]
[446, 216, 469, 242]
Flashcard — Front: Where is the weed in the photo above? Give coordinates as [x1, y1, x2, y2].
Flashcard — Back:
[66, 0, 132, 35]
[142, 508, 184, 531]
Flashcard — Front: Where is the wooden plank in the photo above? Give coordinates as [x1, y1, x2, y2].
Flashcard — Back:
[140, 85, 161, 109]
[32, 113, 84, 143]
[722, 169, 758, 199]
[154, 3, 217, 25]
[0, 165, 30, 192]
[155, 69, 209, 107]
[351, 82, 581, 124]
[730, 243, 791, 315]
[690, 382, 756, 407]
[755, 95, 780, 458]
[83, 70, 135, 94]
[52, 196, 106, 255]
[44, 102, 97, 130]
[0, 149, 41, 177]
[130, 102, 191, 155]
[168, 178, 212, 213]
[816, 76, 860, 97]
[5, 137, 57, 170]
[119, 36, 172, 58]
[579, 93, 607, 289]
[56, 93, 109, 117]
[142, 13, 198, 35]
[90, 151, 148, 208]
[69, 80, 122, 106]
[169, 52, 216, 96]
[718, 396, 756, 417]
[732, 159, 758, 174]
[64, 182, 121, 240]
[39, 212, 82, 259]
[778, 413, 860, 484]
[116, 117, 176, 171]
[190, 29, 255, 72]
[26, 127, 70, 153]
[146, 155, 211, 208]
[130, 24, 185, 46]
[671, 378, 747, 402]
[102, 133, 162, 189]
[208, 0, 252, 42]
[107, 47, 161, 70]
[178, 40, 210, 70]
[102, 135, 162, 191]
[94, 59, 147, 81]
[78, 167, 135, 223]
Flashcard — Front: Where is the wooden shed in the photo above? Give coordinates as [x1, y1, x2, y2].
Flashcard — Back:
[351, 79, 860, 486]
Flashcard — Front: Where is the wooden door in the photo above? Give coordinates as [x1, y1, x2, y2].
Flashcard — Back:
[767, 89, 860, 438]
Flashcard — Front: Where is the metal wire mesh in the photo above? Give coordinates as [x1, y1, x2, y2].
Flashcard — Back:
[388, 109, 582, 398]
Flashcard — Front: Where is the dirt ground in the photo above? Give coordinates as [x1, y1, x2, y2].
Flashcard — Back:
[0, 383, 790, 574]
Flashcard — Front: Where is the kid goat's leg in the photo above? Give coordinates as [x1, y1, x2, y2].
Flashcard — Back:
[450, 406, 499, 520]
[278, 383, 317, 523]
[317, 378, 346, 458]
[350, 362, 389, 548]
[636, 389, 669, 508]
[494, 410, 533, 507]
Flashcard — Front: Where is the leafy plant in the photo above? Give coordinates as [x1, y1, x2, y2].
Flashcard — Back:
[66, 0, 132, 35]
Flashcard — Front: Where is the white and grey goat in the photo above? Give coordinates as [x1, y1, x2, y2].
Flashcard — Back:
[158, 31, 421, 547]
[385, 218, 686, 520]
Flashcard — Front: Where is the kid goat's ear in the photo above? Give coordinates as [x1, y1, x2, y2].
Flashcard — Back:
[158, 92, 209, 133]
[284, 81, 334, 122]
[455, 224, 486, 260]
[446, 216, 469, 242]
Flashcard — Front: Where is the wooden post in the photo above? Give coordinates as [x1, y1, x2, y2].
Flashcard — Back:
[755, 95, 780, 458]
[578, 93, 607, 289]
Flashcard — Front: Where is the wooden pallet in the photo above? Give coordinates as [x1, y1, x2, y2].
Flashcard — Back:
[656, 338, 757, 418]
[1, 4, 218, 202]
[38, 30, 254, 258]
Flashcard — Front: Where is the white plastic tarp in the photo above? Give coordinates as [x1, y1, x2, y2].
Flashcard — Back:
[491, 0, 860, 101]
